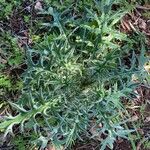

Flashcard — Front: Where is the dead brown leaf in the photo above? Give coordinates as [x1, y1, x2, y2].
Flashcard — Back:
[34, 1, 43, 11]
[122, 20, 131, 31]
[138, 18, 147, 30]
[46, 145, 64, 150]
[0, 57, 7, 64]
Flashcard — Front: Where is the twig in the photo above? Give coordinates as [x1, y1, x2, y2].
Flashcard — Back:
[140, 84, 150, 89]
[136, 5, 150, 10]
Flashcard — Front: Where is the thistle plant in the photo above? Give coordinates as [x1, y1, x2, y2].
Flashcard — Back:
[0, 0, 147, 150]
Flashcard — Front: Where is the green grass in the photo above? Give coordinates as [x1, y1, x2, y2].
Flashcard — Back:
[0, 0, 22, 19]
[0, 0, 149, 150]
